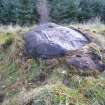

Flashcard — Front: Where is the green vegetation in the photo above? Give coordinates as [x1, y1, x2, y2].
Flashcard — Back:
[0, 33, 13, 46]
[0, 27, 40, 97]
[0, 0, 105, 25]
[3, 81, 105, 105]
[0, 23, 105, 105]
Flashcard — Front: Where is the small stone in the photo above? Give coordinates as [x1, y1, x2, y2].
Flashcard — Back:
[63, 79, 69, 85]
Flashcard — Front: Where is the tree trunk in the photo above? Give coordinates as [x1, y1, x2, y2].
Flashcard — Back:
[37, 0, 50, 23]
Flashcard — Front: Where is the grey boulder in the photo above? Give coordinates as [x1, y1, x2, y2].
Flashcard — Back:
[24, 23, 90, 59]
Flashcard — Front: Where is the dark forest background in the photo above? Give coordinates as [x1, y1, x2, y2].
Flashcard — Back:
[0, 0, 105, 25]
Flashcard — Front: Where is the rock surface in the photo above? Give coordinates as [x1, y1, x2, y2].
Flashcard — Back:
[24, 23, 90, 59]
[24, 23, 105, 74]
[65, 43, 105, 75]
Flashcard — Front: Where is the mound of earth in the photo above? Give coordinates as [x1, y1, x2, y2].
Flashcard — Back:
[24, 23, 105, 74]
[65, 43, 105, 75]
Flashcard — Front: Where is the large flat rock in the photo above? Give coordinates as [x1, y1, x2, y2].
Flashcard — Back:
[24, 23, 90, 59]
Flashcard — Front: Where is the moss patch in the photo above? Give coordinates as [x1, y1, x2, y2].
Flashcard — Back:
[0, 33, 13, 46]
